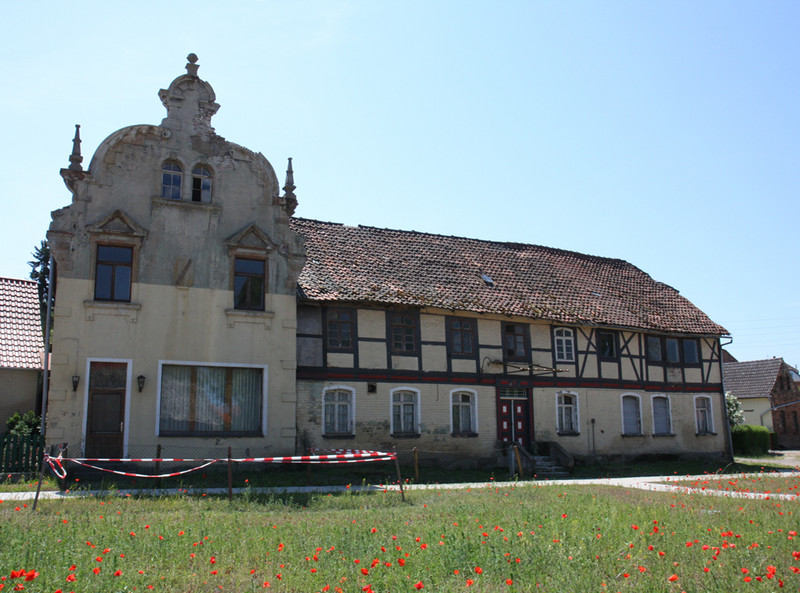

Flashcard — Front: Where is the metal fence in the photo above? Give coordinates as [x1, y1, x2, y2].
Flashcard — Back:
[0, 433, 45, 473]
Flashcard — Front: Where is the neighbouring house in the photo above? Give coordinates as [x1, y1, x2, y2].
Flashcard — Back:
[43, 55, 732, 466]
[0, 278, 44, 430]
[723, 358, 800, 449]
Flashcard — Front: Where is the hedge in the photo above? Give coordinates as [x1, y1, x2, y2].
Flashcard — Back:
[730, 424, 771, 456]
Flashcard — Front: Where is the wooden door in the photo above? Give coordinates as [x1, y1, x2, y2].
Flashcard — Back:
[497, 390, 532, 448]
[85, 362, 127, 458]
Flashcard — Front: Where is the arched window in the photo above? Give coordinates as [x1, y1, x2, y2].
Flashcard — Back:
[621, 394, 642, 435]
[161, 161, 182, 199]
[191, 165, 213, 202]
[391, 388, 419, 436]
[556, 391, 579, 434]
[694, 396, 714, 435]
[322, 386, 355, 436]
[451, 390, 477, 435]
[652, 395, 672, 435]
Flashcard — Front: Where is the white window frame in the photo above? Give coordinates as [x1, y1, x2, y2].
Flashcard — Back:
[694, 395, 715, 435]
[556, 390, 580, 434]
[651, 394, 673, 435]
[450, 389, 478, 435]
[620, 393, 642, 435]
[322, 385, 356, 436]
[155, 360, 268, 437]
[554, 327, 575, 362]
[390, 387, 420, 436]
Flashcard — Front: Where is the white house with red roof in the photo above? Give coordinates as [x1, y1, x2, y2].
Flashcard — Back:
[0, 278, 43, 429]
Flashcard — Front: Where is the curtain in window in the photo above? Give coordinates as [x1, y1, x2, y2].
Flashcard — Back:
[231, 368, 262, 432]
[160, 365, 192, 433]
[558, 394, 575, 432]
[160, 365, 261, 434]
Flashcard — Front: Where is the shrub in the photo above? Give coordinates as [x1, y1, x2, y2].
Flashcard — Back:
[5, 410, 41, 436]
[731, 424, 770, 456]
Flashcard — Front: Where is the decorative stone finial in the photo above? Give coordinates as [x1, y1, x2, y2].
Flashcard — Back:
[68, 124, 83, 172]
[282, 158, 297, 215]
[186, 53, 199, 76]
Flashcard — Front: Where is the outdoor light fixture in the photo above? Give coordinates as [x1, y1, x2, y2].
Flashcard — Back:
[137, 374, 146, 393]
[72, 375, 80, 392]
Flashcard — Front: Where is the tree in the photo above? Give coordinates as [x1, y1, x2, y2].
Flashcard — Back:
[726, 390, 745, 427]
[28, 240, 53, 338]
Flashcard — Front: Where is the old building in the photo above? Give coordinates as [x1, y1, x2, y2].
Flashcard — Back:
[0, 278, 43, 430]
[46, 55, 304, 458]
[724, 358, 800, 449]
[44, 55, 732, 465]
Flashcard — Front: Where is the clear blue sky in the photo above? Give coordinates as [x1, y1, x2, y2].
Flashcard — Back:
[2, 1, 798, 367]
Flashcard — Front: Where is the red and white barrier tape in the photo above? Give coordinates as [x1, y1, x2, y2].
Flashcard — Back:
[43, 450, 396, 480]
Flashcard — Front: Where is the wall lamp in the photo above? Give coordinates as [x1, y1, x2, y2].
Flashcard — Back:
[72, 375, 80, 392]
[137, 375, 146, 393]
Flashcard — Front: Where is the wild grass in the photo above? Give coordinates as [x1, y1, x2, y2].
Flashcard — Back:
[1, 482, 798, 592]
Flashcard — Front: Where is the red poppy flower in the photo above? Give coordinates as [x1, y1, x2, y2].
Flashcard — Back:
[505, 579, 513, 585]
[114, 570, 122, 577]
[361, 568, 369, 576]
[414, 582, 424, 590]
[92, 568, 101, 575]
[66, 575, 76, 583]
[668, 574, 678, 582]
[466, 579, 474, 587]
[23, 572, 37, 582]
[9, 571, 24, 579]
[474, 567, 483, 575]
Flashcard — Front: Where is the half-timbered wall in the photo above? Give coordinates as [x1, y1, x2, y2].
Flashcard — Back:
[296, 304, 729, 462]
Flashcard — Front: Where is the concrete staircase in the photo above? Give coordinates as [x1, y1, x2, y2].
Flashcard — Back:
[530, 454, 570, 479]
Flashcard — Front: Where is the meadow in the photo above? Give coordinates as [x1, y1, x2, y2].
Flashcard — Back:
[1, 478, 798, 592]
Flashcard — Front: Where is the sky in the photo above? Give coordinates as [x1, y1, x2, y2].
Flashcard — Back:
[2, 1, 799, 368]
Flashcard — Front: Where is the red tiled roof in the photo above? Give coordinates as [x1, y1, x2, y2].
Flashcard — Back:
[290, 219, 727, 336]
[723, 358, 783, 400]
[0, 278, 44, 369]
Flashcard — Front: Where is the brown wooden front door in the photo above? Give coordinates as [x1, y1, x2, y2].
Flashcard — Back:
[85, 362, 127, 458]
[497, 388, 532, 448]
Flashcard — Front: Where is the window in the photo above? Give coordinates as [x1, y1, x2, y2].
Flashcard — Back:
[233, 258, 265, 310]
[451, 390, 477, 435]
[503, 323, 528, 361]
[323, 387, 354, 435]
[448, 318, 475, 356]
[390, 313, 418, 354]
[158, 364, 263, 435]
[191, 165, 213, 202]
[391, 389, 419, 436]
[682, 339, 700, 365]
[652, 395, 672, 434]
[622, 394, 642, 435]
[598, 330, 617, 360]
[327, 309, 355, 351]
[94, 245, 133, 302]
[161, 161, 182, 199]
[793, 411, 799, 433]
[556, 391, 579, 434]
[646, 336, 662, 362]
[647, 336, 700, 365]
[554, 328, 575, 362]
[695, 396, 714, 434]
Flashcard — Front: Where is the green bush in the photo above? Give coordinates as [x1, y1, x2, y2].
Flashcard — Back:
[5, 410, 41, 436]
[731, 424, 770, 456]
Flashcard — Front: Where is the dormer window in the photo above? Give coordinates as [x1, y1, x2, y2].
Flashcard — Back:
[161, 161, 182, 199]
[192, 165, 212, 202]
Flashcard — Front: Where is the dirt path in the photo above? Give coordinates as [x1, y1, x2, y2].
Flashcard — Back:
[736, 450, 800, 469]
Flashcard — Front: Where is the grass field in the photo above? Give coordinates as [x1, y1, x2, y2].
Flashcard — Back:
[1, 479, 798, 592]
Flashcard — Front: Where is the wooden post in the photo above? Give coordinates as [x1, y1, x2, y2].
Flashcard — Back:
[412, 447, 419, 482]
[515, 445, 524, 478]
[227, 447, 233, 501]
[393, 453, 405, 502]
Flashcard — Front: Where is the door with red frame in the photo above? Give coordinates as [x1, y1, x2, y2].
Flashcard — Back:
[497, 388, 532, 449]
[85, 362, 127, 458]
